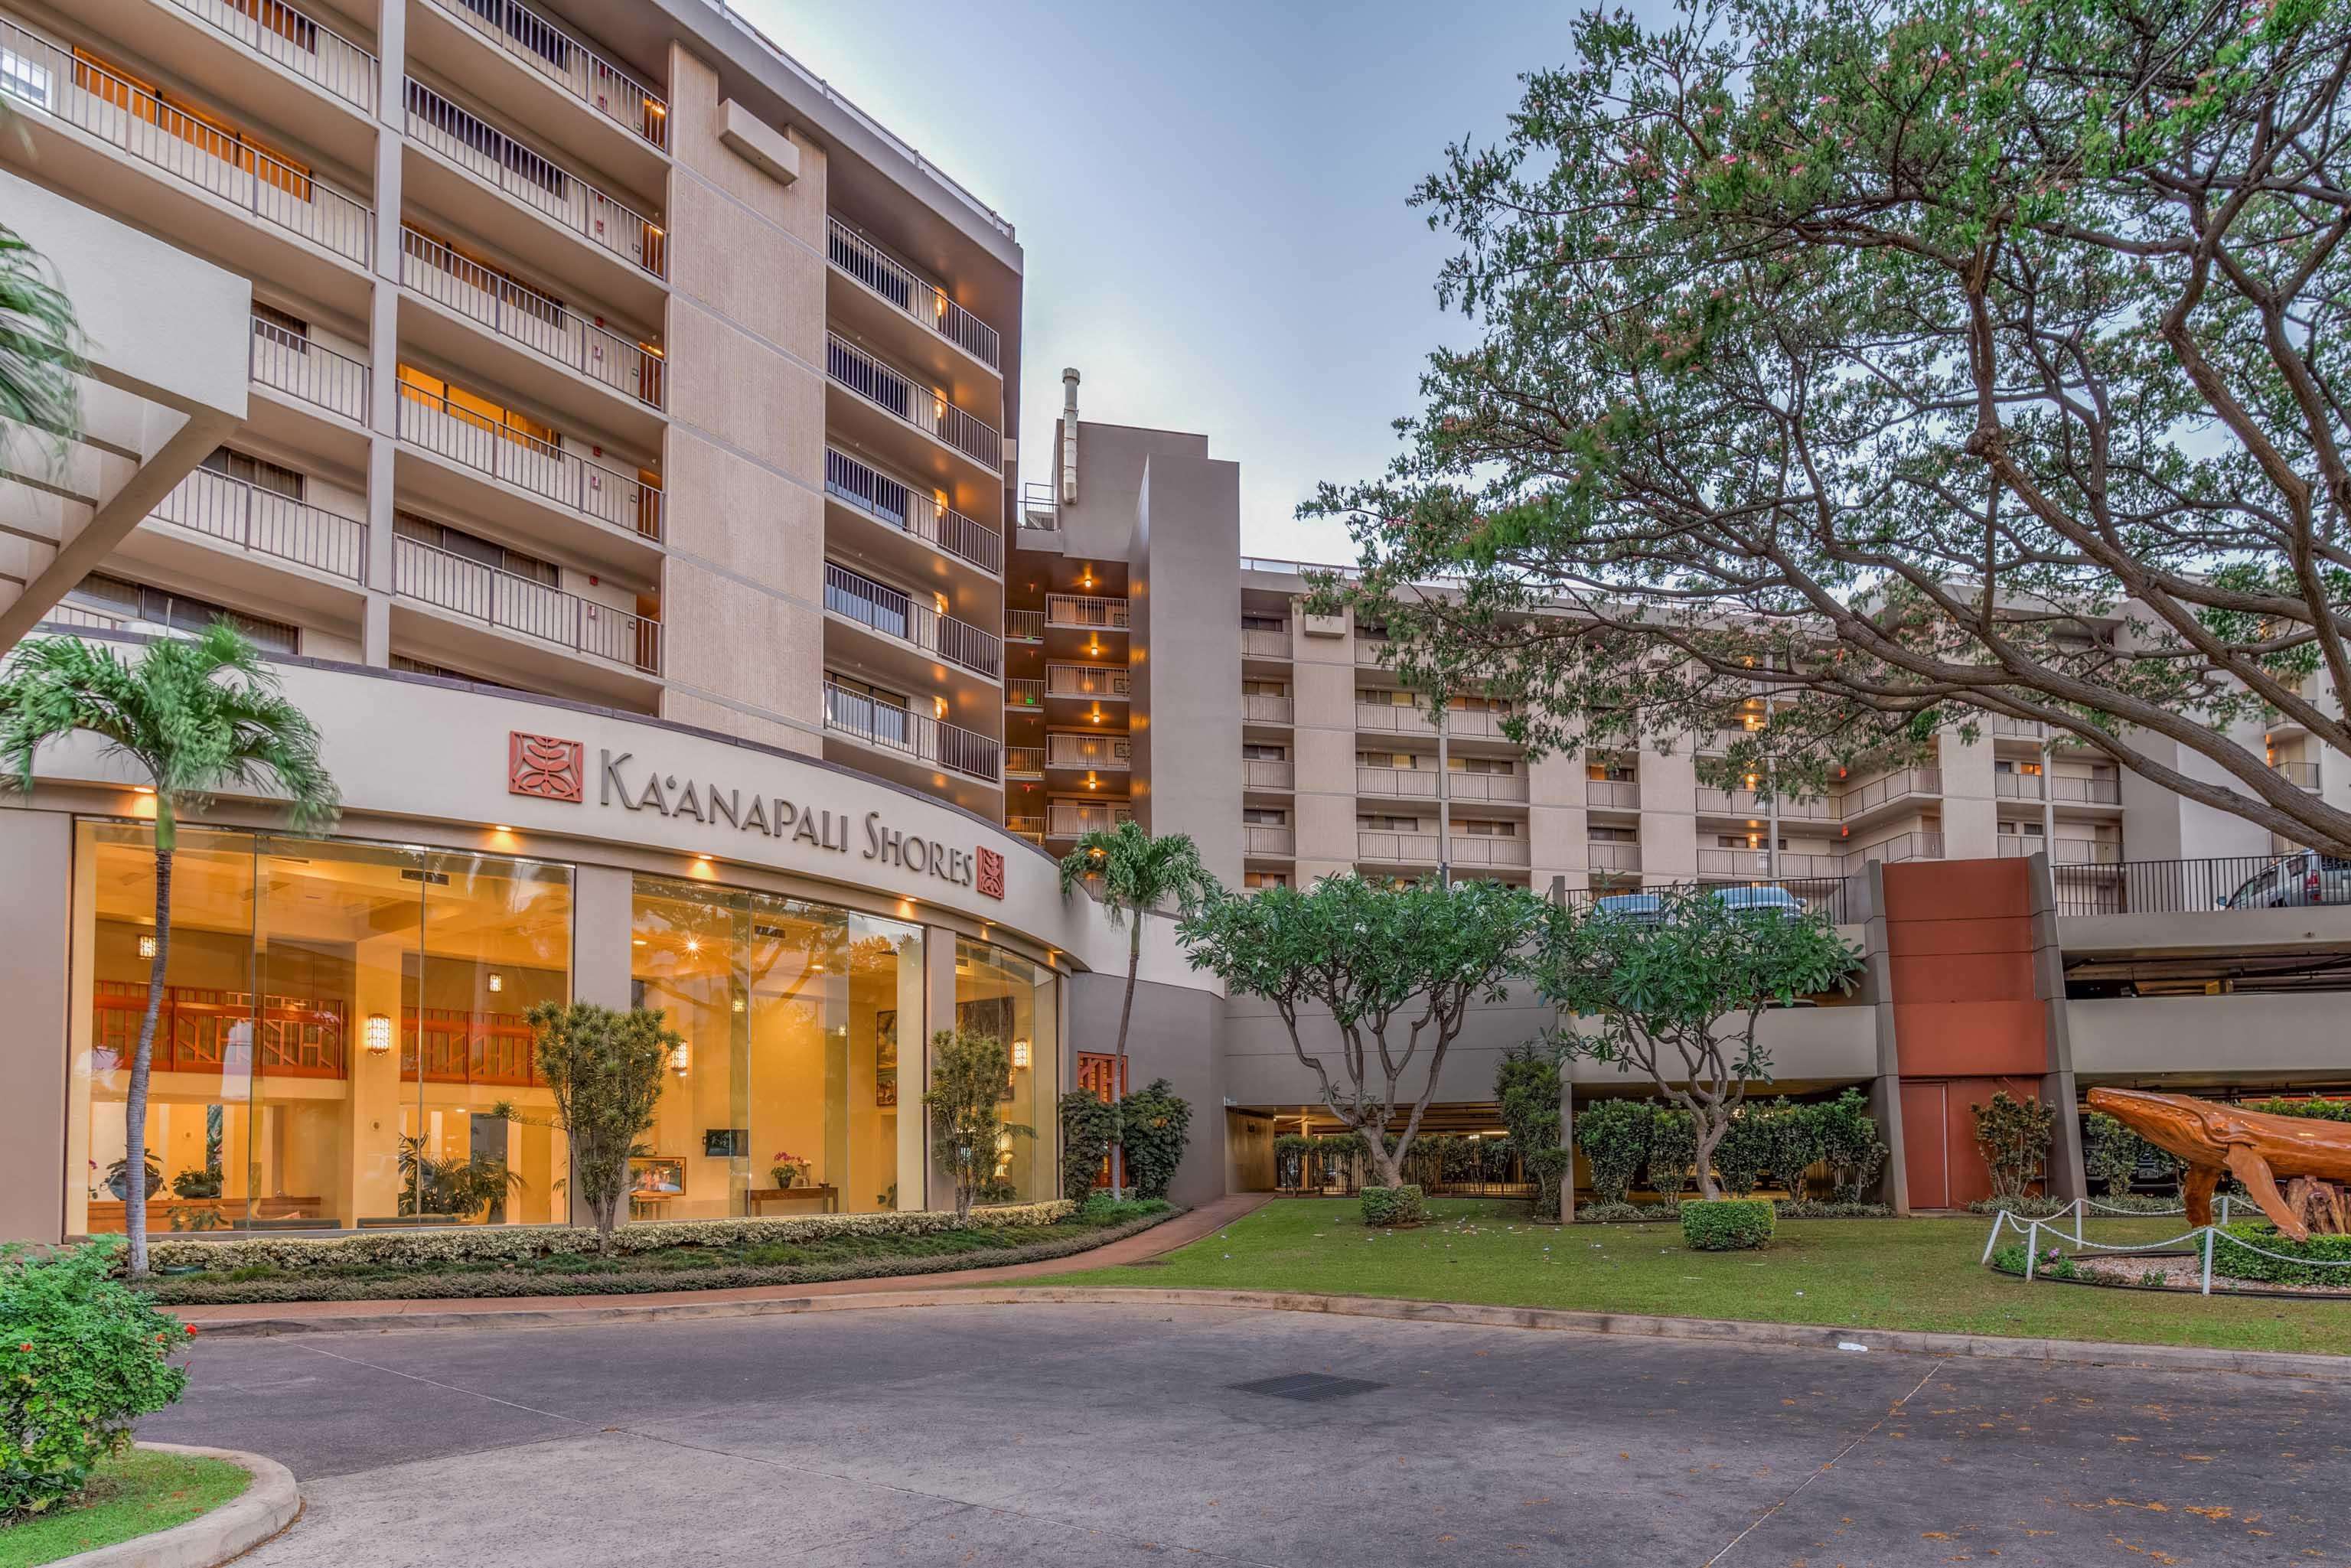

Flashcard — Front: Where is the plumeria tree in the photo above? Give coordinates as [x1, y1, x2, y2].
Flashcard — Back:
[1535, 888, 1861, 1200]
[1178, 875, 1546, 1188]
[1057, 823, 1219, 1061]
[1310, 0, 2351, 853]
[0, 628, 337, 1273]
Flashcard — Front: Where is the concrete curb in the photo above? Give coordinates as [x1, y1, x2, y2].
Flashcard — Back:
[188, 1285, 2349, 1381]
[49, 1442, 299, 1568]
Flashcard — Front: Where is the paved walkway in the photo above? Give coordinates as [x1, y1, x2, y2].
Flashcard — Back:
[142, 1297, 2343, 1566]
[172, 1194, 1270, 1329]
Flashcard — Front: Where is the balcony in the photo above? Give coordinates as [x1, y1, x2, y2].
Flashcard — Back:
[825, 448, 1000, 577]
[393, 533, 660, 676]
[1834, 766, 1941, 820]
[0, 18, 373, 270]
[1451, 835, 1531, 869]
[827, 333, 1002, 476]
[249, 313, 367, 423]
[152, 0, 377, 111]
[1358, 830, 1439, 864]
[1353, 702, 1511, 739]
[1047, 663, 1128, 699]
[1449, 771, 1531, 804]
[823, 562, 999, 679]
[2272, 759, 2322, 791]
[1045, 594, 1130, 631]
[1005, 609, 1043, 642]
[1247, 759, 1296, 791]
[1048, 803, 1133, 838]
[1357, 766, 1438, 799]
[1006, 815, 1043, 846]
[1588, 842, 1642, 873]
[1991, 714, 2049, 741]
[1241, 628, 1291, 660]
[1843, 831, 1944, 869]
[1245, 825, 1296, 857]
[142, 466, 366, 592]
[820, 681, 998, 786]
[1355, 637, 1392, 667]
[399, 227, 663, 416]
[1006, 677, 1043, 711]
[1997, 836, 2122, 864]
[1005, 746, 1044, 780]
[826, 217, 999, 383]
[1586, 778, 1639, 810]
[396, 381, 662, 545]
[413, 0, 667, 155]
[403, 79, 664, 282]
[1694, 786, 1837, 822]
[1697, 846, 1846, 879]
[1244, 693, 1295, 725]
[1045, 733, 1129, 772]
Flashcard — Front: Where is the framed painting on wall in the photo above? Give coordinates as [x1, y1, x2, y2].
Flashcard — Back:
[628, 1156, 685, 1196]
[875, 1009, 898, 1107]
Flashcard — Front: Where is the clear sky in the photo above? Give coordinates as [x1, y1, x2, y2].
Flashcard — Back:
[740, 0, 1581, 564]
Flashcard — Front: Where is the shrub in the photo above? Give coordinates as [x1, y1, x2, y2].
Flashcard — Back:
[1713, 1109, 1772, 1198]
[926, 1030, 1030, 1218]
[2210, 1225, 2351, 1286]
[1058, 1090, 1123, 1204]
[1495, 1042, 1569, 1217]
[1118, 1078, 1192, 1201]
[1527, 1149, 1576, 1221]
[2247, 1096, 2351, 1122]
[1681, 1198, 1775, 1251]
[1773, 1200, 1894, 1220]
[510, 1001, 679, 1241]
[2083, 1110, 2154, 1198]
[1762, 1097, 1822, 1201]
[1577, 1201, 1682, 1223]
[2, 1240, 191, 1518]
[1573, 1099, 1652, 1205]
[1970, 1089, 2055, 1201]
[1645, 1108, 1697, 1204]
[1817, 1088, 1889, 1202]
[1360, 1185, 1427, 1227]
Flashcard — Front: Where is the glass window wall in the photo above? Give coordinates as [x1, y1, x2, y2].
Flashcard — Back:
[953, 938, 1060, 1205]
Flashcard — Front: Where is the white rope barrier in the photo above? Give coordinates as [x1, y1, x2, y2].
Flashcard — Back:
[1979, 1206, 2351, 1295]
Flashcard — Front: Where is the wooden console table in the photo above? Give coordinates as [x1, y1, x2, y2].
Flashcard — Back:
[746, 1184, 840, 1214]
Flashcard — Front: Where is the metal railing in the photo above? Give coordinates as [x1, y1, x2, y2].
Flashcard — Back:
[403, 81, 664, 277]
[400, 227, 662, 405]
[1046, 662, 1127, 698]
[821, 562, 998, 676]
[823, 448, 999, 574]
[152, 467, 366, 582]
[2052, 774, 2123, 804]
[1993, 772, 2043, 800]
[1244, 693, 1294, 724]
[418, 0, 668, 152]
[1697, 846, 1842, 879]
[249, 314, 367, 421]
[1045, 593, 1129, 630]
[2044, 853, 2345, 916]
[393, 535, 660, 673]
[1990, 714, 2048, 739]
[1006, 815, 1044, 845]
[824, 217, 999, 370]
[1355, 637, 1391, 666]
[1355, 702, 1510, 738]
[1835, 766, 1942, 817]
[1046, 732, 1130, 770]
[1004, 746, 1044, 777]
[41, 604, 127, 631]
[825, 333, 1001, 469]
[1358, 830, 1439, 863]
[1005, 677, 1043, 709]
[1587, 841, 1642, 872]
[1586, 777, 1639, 810]
[1450, 833, 1530, 867]
[1843, 831, 1943, 869]
[2272, 759, 2322, 791]
[1004, 608, 1043, 641]
[396, 382, 662, 540]
[1019, 480, 1059, 528]
[820, 680, 997, 782]
[0, 19, 372, 262]
[1247, 759, 1296, 791]
[1048, 803, 1133, 836]
[1245, 824, 1296, 856]
[1449, 771, 1530, 803]
[168, 0, 376, 107]
[1994, 836, 2121, 864]
[1694, 786, 1837, 821]
[1357, 766, 1436, 798]
[1241, 628, 1291, 658]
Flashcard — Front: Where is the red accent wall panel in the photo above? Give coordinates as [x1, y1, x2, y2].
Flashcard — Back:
[1882, 859, 2051, 1078]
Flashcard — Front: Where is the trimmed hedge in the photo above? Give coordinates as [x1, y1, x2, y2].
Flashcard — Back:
[1681, 1198, 1775, 1251]
[2211, 1224, 2351, 1286]
[143, 1201, 1075, 1277]
[1576, 1198, 1892, 1224]
[1359, 1185, 1427, 1227]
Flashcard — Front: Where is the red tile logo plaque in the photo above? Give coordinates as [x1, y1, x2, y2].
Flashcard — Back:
[977, 846, 1006, 901]
[508, 732, 585, 803]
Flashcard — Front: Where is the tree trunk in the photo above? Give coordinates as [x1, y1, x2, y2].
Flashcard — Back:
[1694, 1114, 1724, 1202]
[1116, 919, 1141, 1060]
[124, 848, 172, 1278]
[1364, 1135, 1405, 1189]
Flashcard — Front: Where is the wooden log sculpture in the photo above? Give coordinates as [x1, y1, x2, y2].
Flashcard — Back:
[2086, 1087, 2351, 1243]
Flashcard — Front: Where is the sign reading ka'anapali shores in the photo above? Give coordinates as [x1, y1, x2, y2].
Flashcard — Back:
[505, 732, 1003, 898]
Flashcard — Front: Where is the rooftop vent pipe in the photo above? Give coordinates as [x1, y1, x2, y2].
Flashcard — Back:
[1059, 367, 1080, 506]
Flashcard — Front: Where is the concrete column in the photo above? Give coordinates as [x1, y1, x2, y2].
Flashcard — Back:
[572, 867, 636, 1009]
[363, 0, 406, 665]
[922, 927, 961, 1210]
[1557, 1071, 1576, 1223]
[1859, 860, 1910, 1214]
[0, 813, 72, 1243]
[2027, 852, 2088, 1201]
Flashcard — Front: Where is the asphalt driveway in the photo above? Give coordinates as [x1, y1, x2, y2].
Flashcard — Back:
[144, 1303, 2343, 1566]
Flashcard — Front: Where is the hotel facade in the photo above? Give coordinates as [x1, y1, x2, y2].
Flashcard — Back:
[0, 0, 2343, 1242]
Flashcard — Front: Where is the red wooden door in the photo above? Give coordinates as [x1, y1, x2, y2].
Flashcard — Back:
[1900, 1081, 1950, 1209]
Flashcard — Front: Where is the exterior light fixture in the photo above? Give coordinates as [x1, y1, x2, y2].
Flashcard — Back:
[732, 995, 745, 1015]
[137, 934, 158, 960]
[670, 1041, 691, 1077]
[487, 972, 504, 993]
[365, 1012, 392, 1056]
[1011, 1038, 1032, 1070]
[686, 936, 702, 956]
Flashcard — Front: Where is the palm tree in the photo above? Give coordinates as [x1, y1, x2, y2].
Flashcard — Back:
[1055, 822, 1218, 1062]
[0, 625, 339, 1274]
[0, 220, 80, 451]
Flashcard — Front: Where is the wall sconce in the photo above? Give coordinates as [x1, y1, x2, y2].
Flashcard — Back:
[487, 972, 504, 993]
[670, 1041, 692, 1077]
[731, 995, 745, 1014]
[137, 934, 158, 960]
[1011, 1038, 1032, 1070]
[364, 1012, 392, 1056]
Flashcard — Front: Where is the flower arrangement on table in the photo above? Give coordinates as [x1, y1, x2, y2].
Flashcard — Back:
[769, 1152, 812, 1189]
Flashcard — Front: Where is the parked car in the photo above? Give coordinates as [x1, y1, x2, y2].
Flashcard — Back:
[1591, 885, 1808, 924]
[2218, 850, 2351, 909]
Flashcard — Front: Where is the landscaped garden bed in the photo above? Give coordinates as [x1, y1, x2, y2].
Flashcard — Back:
[131, 1198, 1177, 1306]
[0, 1449, 249, 1568]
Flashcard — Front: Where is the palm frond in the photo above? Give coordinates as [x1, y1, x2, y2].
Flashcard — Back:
[0, 220, 83, 465]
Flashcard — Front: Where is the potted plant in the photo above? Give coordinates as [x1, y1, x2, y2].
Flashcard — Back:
[105, 1155, 162, 1201]
[769, 1152, 810, 1189]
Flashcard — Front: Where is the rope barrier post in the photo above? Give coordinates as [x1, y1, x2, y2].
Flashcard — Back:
[1981, 1209, 2008, 1265]
[2219, 1192, 2232, 1227]
[2024, 1218, 2040, 1283]
[2201, 1227, 2216, 1296]
[2072, 1198, 2085, 1245]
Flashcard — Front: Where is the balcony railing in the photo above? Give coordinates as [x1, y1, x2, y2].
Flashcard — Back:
[1244, 693, 1294, 724]
[1241, 628, 1290, 659]
[1996, 836, 2121, 864]
[418, 0, 668, 152]
[152, 467, 366, 582]
[1048, 803, 1133, 837]
[825, 217, 999, 370]
[1358, 830, 1439, 863]
[1588, 842, 1642, 873]
[1694, 786, 1837, 821]
[404, 80, 664, 277]
[1247, 759, 1296, 791]
[1451, 835, 1530, 868]
[1045, 593, 1129, 630]
[1991, 714, 2049, 740]
[2272, 759, 2322, 791]
[1449, 771, 1530, 803]
[1355, 637, 1392, 667]
[1005, 677, 1043, 709]
[2046, 853, 2344, 917]
[820, 680, 998, 783]
[1245, 825, 1296, 857]
[1354, 702, 1511, 738]
[822, 562, 999, 677]
[1994, 772, 2044, 800]
[826, 334, 1000, 469]
[1046, 733, 1129, 771]
[1586, 777, 1639, 810]
[1697, 846, 1843, 879]
[1843, 831, 1943, 869]
[0, 18, 372, 262]
[396, 383, 662, 540]
[1358, 766, 1437, 798]
[393, 535, 659, 673]
[1006, 815, 1044, 846]
[167, 0, 376, 108]
[824, 448, 999, 574]
[1047, 663, 1128, 698]
[400, 227, 663, 406]
[250, 314, 368, 422]
[1835, 766, 1942, 817]
[1005, 745, 1044, 778]
[1005, 608, 1043, 641]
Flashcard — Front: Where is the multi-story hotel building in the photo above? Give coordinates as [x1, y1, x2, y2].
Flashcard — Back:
[0, 0, 2343, 1242]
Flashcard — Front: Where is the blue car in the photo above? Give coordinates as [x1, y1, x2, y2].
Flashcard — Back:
[1592, 885, 1807, 924]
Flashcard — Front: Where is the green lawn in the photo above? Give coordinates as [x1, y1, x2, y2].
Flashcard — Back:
[1050, 1198, 2351, 1355]
[0, 1449, 249, 1568]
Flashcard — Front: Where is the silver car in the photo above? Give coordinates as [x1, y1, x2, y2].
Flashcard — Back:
[2219, 850, 2351, 909]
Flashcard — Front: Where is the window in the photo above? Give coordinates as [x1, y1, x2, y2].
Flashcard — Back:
[1, 47, 52, 109]
[1242, 743, 1287, 761]
[1243, 807, 1287, 826]
[390, 654, 536, 695]
[1586, 760, 1636, 782]
[231, 0, 318, 50]
[73, 47, 311, 199]
[1244, 871, 1289, 891]
[1462, 820, 1516, 837]
[1450, 756, 1512, 774]
[1358, 687, 1412, 706]
[1718, 835, 1789, 849]
[1358, 751, 1419, 770]
[398, 365, 559, 449]
[1997, 820, 2046, 837]
[67, 573, 298, 653]
[1241, 614, 1286, 632]
[251, 302, 309, 347]
[202, 446, 305, 500]
[396, 512, 559, 586]
[1448, 693, 1512, 715]
[1241, 680, 1289, 697]
[1588, 825, 1637, 843]
[1358, 814, 1420, 832]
